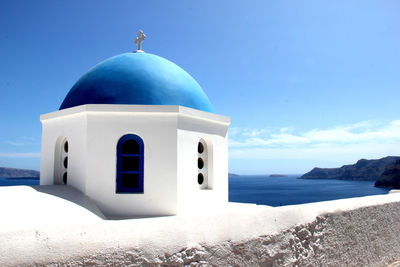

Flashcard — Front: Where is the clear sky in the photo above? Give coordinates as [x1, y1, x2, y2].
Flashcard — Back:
[0, 1, 399, 174]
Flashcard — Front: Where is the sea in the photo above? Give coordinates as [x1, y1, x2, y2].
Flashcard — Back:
[0, 175, 390, 207]
[0, 177, 40, 186]
[229, 174, 390, 206]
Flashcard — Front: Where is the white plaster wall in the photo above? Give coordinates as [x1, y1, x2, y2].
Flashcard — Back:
[84, 111, 179, 217]
[40, 113, 88, 193]
[176, 121, 229, 213]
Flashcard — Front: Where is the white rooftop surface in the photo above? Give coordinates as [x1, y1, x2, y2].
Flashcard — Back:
[1, 185, 399, 265]
[40, 104, 231, 125]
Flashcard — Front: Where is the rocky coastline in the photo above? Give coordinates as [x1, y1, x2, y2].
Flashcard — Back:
[300, 156, 400, 181]
[375, 159, 400, 189]
[0, 167, 39, 178]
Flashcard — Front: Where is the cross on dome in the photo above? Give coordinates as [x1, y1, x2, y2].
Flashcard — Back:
[134, 30, 146, 52]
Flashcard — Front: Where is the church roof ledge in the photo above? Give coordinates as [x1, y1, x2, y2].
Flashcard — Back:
[40, 104, 230, 124]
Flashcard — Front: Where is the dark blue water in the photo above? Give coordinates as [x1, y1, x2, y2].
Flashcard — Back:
[0, 177, 39, 186]
[0, 176, 390, 207]
[229, 175, 390, 207]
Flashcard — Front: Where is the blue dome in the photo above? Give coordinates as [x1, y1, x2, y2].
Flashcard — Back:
[60, 52, 214, 112]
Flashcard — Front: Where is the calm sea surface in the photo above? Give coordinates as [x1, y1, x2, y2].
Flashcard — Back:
[0, 175, 390, 207]
[0, 177, 39, 186]
[229, 175, 390, 207]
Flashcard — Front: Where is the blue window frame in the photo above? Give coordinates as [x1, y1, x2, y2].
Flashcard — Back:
[116, 134, 144, 193]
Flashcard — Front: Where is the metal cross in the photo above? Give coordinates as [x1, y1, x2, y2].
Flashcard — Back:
[134, 30, 146, 51]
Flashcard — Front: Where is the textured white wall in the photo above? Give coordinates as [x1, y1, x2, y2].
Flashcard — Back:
[1, 191, 400, 266]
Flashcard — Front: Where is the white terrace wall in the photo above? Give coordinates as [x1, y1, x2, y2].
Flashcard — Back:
[2, 193, 400, 266]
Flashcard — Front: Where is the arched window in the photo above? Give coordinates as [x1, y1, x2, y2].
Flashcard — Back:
[197, 139, 209, 189]
[116, 134, 144, 193]
[54, 136, 68, 185]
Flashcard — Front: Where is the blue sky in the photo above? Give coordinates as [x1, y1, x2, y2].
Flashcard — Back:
[0, 1, 399, 174]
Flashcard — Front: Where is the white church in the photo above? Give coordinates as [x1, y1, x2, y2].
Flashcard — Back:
[2, 31, 399, 267]
[39, 31, 230, 218]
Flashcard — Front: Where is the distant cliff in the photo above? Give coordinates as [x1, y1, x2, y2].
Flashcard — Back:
[0, 167, 40, 178]
[300, 156, 400, 181]
[375, 160, 400, 188]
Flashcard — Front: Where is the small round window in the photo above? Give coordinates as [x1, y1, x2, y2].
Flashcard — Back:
[63, 172, 68, 184]
[198, 142, 204, 154]
[63, 157, 68, 168]
[198, 158, 204, 169]
[64, 141, 69, 153]
[198, 173, 204, 185]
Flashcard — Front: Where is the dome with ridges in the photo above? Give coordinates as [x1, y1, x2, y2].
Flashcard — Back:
[60, 52, 214, 112]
